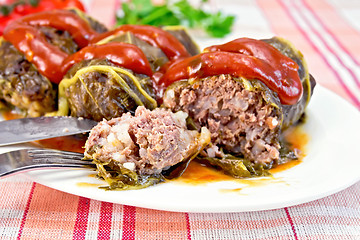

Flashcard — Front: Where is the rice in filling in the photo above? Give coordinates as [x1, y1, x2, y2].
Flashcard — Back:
[84, 106, 210, 175]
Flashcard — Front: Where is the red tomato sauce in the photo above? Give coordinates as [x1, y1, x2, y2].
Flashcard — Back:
[157, 38, 303, 105]
[61, 42, 153, 77]
[91, 25, 191, 60]
[3, 9, 97, 84]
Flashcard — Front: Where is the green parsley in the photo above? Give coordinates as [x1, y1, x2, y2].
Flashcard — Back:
[116, 0, 235, 38]
[0, 0, 39, 16]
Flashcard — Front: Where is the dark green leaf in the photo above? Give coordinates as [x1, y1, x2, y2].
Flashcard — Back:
[0, 5, 12, 16]
[0, 0, 39, 17]
[29, 0, 39, 7]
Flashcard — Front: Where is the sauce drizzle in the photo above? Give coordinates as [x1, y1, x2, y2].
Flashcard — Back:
[14, 10, 98, 47]
[2, 9, 98, 84]
[3, 15, 189, 84]
[158, 38, 303, 105]
[91, 25, 191, 60]
[3, 22, 68, 84]
[62, 42, 153, 77]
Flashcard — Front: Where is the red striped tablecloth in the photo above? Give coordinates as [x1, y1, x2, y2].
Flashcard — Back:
[1, 0, 360, 239]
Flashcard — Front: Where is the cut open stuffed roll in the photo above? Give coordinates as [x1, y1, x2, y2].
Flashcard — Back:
[84, 106, 210, 190]
[161, 37, 316, 177]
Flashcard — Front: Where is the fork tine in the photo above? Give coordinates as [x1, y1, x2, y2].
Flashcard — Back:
[27, 149, 94, 165]
[28, 150, 86, 162]
[28, 149, 84, 158]
[31, 157, 94, 165]
[30, 153, 84, 161]
[0, 149, 96, 178]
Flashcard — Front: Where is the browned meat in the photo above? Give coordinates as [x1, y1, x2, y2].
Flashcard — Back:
[0, 11, 107, 117]
[0, 40, 56, 117]
[0, 24, 79, 117]
[84, 106, 210, 175]
[162, 74, 283, 165]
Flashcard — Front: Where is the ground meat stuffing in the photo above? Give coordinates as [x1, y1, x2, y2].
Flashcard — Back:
[162, 74, 282, 165]
[84, 106, 210, 175]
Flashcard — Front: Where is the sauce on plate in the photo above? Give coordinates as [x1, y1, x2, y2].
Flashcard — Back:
[174, 125, 309, 187]
[1, 110, 309, 189]
[76, 182, 103, 188]
[2, 110, 22, 120]
[32, 135, 87, 153]
[2, 111, 87, 153]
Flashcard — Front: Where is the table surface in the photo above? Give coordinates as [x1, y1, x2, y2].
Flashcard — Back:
[1, 0, 360, 239]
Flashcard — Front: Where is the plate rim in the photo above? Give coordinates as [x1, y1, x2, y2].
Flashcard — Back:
[2, 85, 360, 213]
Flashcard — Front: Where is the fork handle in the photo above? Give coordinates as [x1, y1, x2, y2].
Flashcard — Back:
[0, 163, 94, 178]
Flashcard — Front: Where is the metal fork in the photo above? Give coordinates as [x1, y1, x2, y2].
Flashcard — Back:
[0, 149, 95, 178]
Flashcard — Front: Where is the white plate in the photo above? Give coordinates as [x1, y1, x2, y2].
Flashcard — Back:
[1, 85, 360, 212]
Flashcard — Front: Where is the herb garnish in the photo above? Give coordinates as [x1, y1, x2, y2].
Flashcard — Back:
[0, 0, 39, 16]
[116, 0, 235, 38]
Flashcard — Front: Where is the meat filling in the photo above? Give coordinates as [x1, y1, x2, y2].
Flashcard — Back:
[84, 106, 210, 175]
[163, 74, 282, 165]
